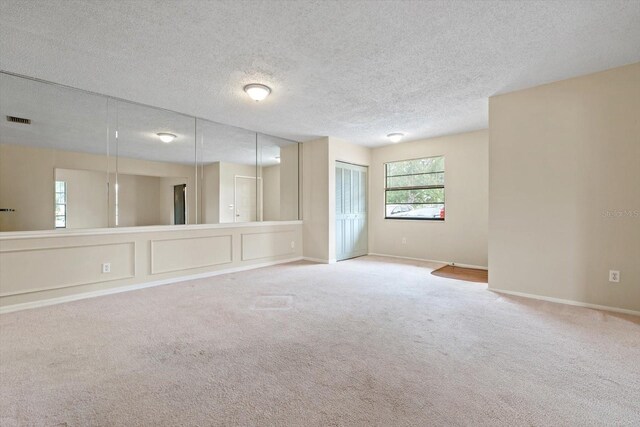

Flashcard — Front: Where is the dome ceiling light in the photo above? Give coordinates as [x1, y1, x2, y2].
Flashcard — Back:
[157, 133, 177, 143]
[244, 83, 271, 101]
[387, 133, 404, 143]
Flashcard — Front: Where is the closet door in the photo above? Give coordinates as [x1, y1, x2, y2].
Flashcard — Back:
[336, 161, 368, 261]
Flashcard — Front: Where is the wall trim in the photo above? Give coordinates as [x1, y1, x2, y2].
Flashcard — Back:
[241, 230, 296, 261]
[489, 287, 640, 317]
[150, 234, 233, 274]
[367, 253, 488, 270]
[302, 257, 331, 264]
[0, 256, 304, 314]
[0, 220, 303, 241]
[0, 241, 136, 297]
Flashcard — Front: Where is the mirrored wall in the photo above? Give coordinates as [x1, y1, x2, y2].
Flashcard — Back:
[0, 72, 300, 232]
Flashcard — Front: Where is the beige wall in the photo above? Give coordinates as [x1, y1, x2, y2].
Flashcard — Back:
[489, 63, 640, 312]
[0, 144, 196, 231]
[114, 173, 163, 227]
[202, 162, 221, 224]
[280, 143, 300, 221]
[0, 222, 303, 310]
[302, 134, 487, 265]
[159, 177, 189, 225]
[263, 165, 281, 221]
[219, 162, 261, 223]
[328, 137, 371, 262]
[301, 137, 372, 262]
[302, 138, 330, 261]
[369, 130, 489, 267]
[55, 168, 109, 229]
[55, 168, 188, 229]
[0, 144, 109, 231]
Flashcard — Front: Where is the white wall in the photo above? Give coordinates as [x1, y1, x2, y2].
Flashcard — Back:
[489, 63, 640, 312]
[369, 130, 489, 267]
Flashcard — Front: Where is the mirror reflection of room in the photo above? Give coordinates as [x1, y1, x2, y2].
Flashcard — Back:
[0, 73, 110, 231]
[0, 72, 300, 232]
[258, 133, 300, 222]
[197, 121, 299, 224]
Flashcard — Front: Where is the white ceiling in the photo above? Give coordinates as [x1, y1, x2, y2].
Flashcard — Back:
[0, 72, 291, 165]
[1, 0, 639, 147]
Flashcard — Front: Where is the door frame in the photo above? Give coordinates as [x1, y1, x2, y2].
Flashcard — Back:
[233, 175, 262, 223]
[335, 160, 368, 261]
[173, 183, 187, 225]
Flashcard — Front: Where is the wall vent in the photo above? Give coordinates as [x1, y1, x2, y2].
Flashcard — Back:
[6, 116, 31, 124]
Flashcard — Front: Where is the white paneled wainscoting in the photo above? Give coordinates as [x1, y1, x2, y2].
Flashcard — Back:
[0, 221, 303, 313]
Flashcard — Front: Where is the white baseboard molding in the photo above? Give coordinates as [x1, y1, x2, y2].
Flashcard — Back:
[302, 257, 331, 264]
[0, 256, 304, 314]
[489, 287, 640, 317]
[367, 253, 488, 270]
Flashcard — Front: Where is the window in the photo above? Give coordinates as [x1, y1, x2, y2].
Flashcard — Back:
[55, 181, 67, 228]
[385, 156, 445, 220]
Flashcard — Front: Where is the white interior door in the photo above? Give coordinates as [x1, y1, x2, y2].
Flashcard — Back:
[234, 176, 257, 222]
[336, 161, 368, 261]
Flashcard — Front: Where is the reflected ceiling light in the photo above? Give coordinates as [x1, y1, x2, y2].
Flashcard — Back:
[244, 83, 271, 101]
[157, 133, 176, 143]
[275, 156, 281, 163]
[387, 133, 404, 143]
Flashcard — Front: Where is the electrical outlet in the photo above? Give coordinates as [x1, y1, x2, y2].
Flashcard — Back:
[609, 270, 620, 283]
[102, 263, 111, 274]
[291, 241, 295, 249]
[401, 237, 407, 244]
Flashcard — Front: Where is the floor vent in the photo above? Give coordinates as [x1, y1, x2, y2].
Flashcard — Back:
[6, 116, 31, 124]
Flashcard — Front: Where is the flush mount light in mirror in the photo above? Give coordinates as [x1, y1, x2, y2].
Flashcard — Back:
[157, 132, 177, 143]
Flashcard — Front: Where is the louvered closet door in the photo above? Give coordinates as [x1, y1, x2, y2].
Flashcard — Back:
[336, 161, 368, 261]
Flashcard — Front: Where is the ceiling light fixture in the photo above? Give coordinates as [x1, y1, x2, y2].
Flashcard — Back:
[244, 83, 271, 101]
[157, 133, 176, 143]
[387, 133, 404, 143]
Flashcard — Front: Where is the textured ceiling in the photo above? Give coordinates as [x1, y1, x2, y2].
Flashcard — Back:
[0, 73, 290, 165]
[1, 0, 639, 147]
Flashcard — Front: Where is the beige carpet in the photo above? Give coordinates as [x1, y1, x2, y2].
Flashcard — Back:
[1, 256, 639, 426]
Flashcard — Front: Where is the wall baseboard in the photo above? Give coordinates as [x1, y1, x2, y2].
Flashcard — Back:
[367, 253, 488, 270]
[0, 256, 304, 314]
[302, 257, 331, 264]
[489, 287, 640, 317]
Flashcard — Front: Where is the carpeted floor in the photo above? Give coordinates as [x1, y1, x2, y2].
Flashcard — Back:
[1, 256, 639, 426]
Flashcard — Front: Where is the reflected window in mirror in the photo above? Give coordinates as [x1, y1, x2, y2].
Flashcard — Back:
[54, 181, 67, 228]
[0, 73, 110, 232]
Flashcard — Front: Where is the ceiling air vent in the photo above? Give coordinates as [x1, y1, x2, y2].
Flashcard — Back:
[6, 116, 31, 124]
